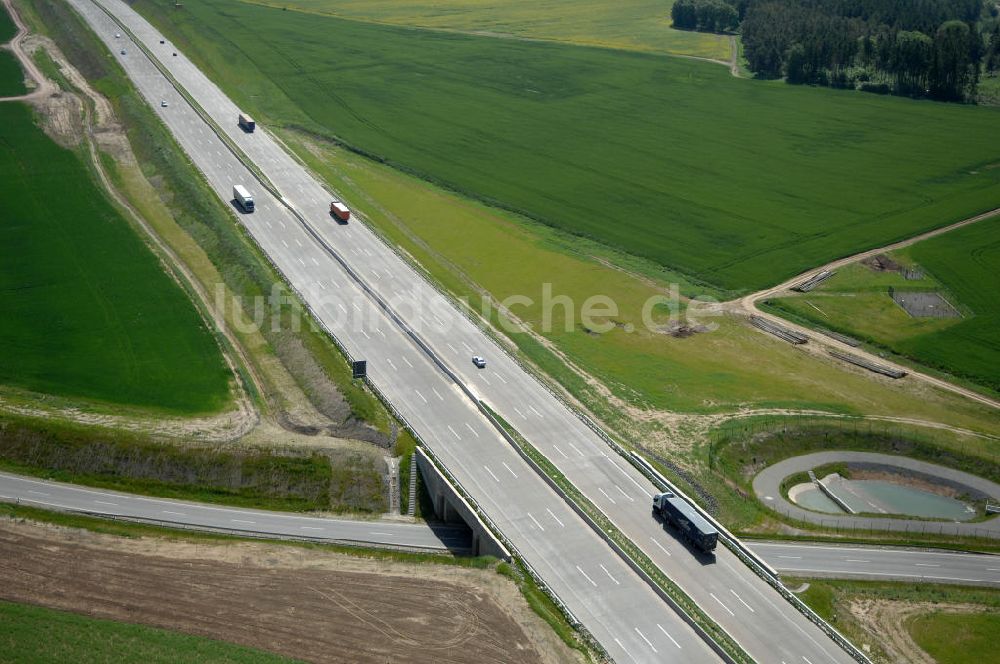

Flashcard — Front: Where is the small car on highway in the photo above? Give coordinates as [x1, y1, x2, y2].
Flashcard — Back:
[160, 100, 168, 107]
[120, 49, 126, 55]
[472, 356, 486, 369]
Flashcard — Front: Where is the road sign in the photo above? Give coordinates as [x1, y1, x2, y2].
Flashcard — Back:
[352, 360, 367, 379]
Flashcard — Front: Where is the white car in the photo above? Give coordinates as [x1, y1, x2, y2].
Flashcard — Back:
[472, 356, 486, 369]
[114, 33, 120, 38]
[160, 100, 168, 108]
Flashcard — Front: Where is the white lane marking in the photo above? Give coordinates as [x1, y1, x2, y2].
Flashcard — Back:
[576, 566, 598, 588]
[598, 487, 617, 505]
[447, 425, 462, 440]
[613, 638, 638, 664]
[94, 500, 118, 506]
[529, 405, 542, 417]
[496, 373, 507, 384]
[162, 511, 185, 516]
[371, 269, 380, 279]
[402, 356, 413, 368]
[386, 358, 396, 370]
[413, 389, 427, 403]
[657, 624, 682, 649]
[369, 532, 395, 537]
[281, 239, 289, 248]
[432, 387, 444, 401]
[432, 314, 444, 326]
[650, 537, 672, 556]
[614, 484, 634, 502]
[600, 564, 620, 585]
[803, 658, 814, 664]
[546, 508, 565, 527]
[231, 519, 255, 524]
[513, 407, 527, 420]
[462, 341, 473, 352]
[446, 342, 457, 353]
[502, 462, 518, 479]
[915, 563, 940, 568]
[845, 559, 870, 563]
[988, 568, 1000, 572]
[265, 220, 272, 229]
[484, 466, 500, 482]
[634, 627, 657, 653]
[527, 512, 545, 531]
[480, 374, 491, 385]
[376, 328, 385, 338]
[553, 445, 569, 459]
[567, 442, 585, 457]
[28, 491, 49, 496]
[779, 555, 802, 559]
[298, 258, 305, 265]
[337, 303, 346, 312]
[610, 460, 653, 497]
[300, 526, 322, 531]
[730, 589, 755, 612]
[352, 302, 361, 312]
[318, 281, 327, 291]
[364, 248, 373, 257]
[464, 423, 480, 438]
[311, 257, 319, 266]
[778, 567, 982, 583]
[360, 329, 370, 339]
[295, 238, 303, 247]
[709, 592, 735, 616]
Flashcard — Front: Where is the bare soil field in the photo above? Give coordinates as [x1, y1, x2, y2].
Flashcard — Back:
[0, 519, 576, 664]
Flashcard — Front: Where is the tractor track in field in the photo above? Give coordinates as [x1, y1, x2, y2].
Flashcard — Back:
[726, 206, 1000, 411]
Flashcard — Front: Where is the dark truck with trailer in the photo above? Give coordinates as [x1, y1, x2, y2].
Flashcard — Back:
[652, 491, 718, 553]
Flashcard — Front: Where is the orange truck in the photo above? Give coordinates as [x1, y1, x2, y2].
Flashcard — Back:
[329, 201, 351, 222]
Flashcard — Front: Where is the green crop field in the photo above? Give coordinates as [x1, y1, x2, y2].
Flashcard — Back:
[239, 0, 731, 60]
[766, 220, 1000, 393]
[0, 600, 296, 664]
[0, 49, 26, 96]
[908, 611, 1000, 664]
[0, 103, 231, 413]
[0, 3, 16, 43]
[133, 0, 1000, 293]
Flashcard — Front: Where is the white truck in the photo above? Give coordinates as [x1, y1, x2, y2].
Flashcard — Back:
[233, 184, 255, 212]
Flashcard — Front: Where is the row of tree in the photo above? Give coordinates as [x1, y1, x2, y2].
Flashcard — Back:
[671, 0, 739, 33]
[672, 0, 1000, 102]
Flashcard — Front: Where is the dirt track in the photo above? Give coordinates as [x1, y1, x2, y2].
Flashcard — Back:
[0, 519, 576, 664]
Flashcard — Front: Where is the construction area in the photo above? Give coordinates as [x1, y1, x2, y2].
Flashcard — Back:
[889, 288, 961, 319]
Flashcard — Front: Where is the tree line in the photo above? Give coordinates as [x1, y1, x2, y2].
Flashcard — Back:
[672, 0, 1000, 102]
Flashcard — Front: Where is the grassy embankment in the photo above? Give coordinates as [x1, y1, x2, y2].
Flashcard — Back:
[765, 220, 1000, 395]
[0, 411, 387, 513]
[700, 416, 1000, 550]
[0, 600, 300, 664]
[238, 0, 731, 60]
[789, 578, 1000, 664]
[20, 0, 390, 432]
[0, 101, 232, 414]
[131, 0, 1000, 294]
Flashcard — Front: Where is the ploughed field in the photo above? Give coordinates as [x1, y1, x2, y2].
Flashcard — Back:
[136, 0, 1000, 293]
[0, 520, 553, 664]
[0, 103, 231, 412]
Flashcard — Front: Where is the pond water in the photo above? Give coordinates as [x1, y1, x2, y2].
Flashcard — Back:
[788, 477, 977, 521]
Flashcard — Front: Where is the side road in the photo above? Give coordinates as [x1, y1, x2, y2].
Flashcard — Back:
[0, 0, 54, 101]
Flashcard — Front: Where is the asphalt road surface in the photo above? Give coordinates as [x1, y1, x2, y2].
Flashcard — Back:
[751, 541, 1000, 587]
[5, 470, 997, 588]
[0, 471, 469, 551]
[64, 1, 860, 661]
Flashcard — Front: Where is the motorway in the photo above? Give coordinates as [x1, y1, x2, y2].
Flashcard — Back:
[66, 2, 720, 661]
[4, 470, 998, 588]
[65, 0, 858, 661]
